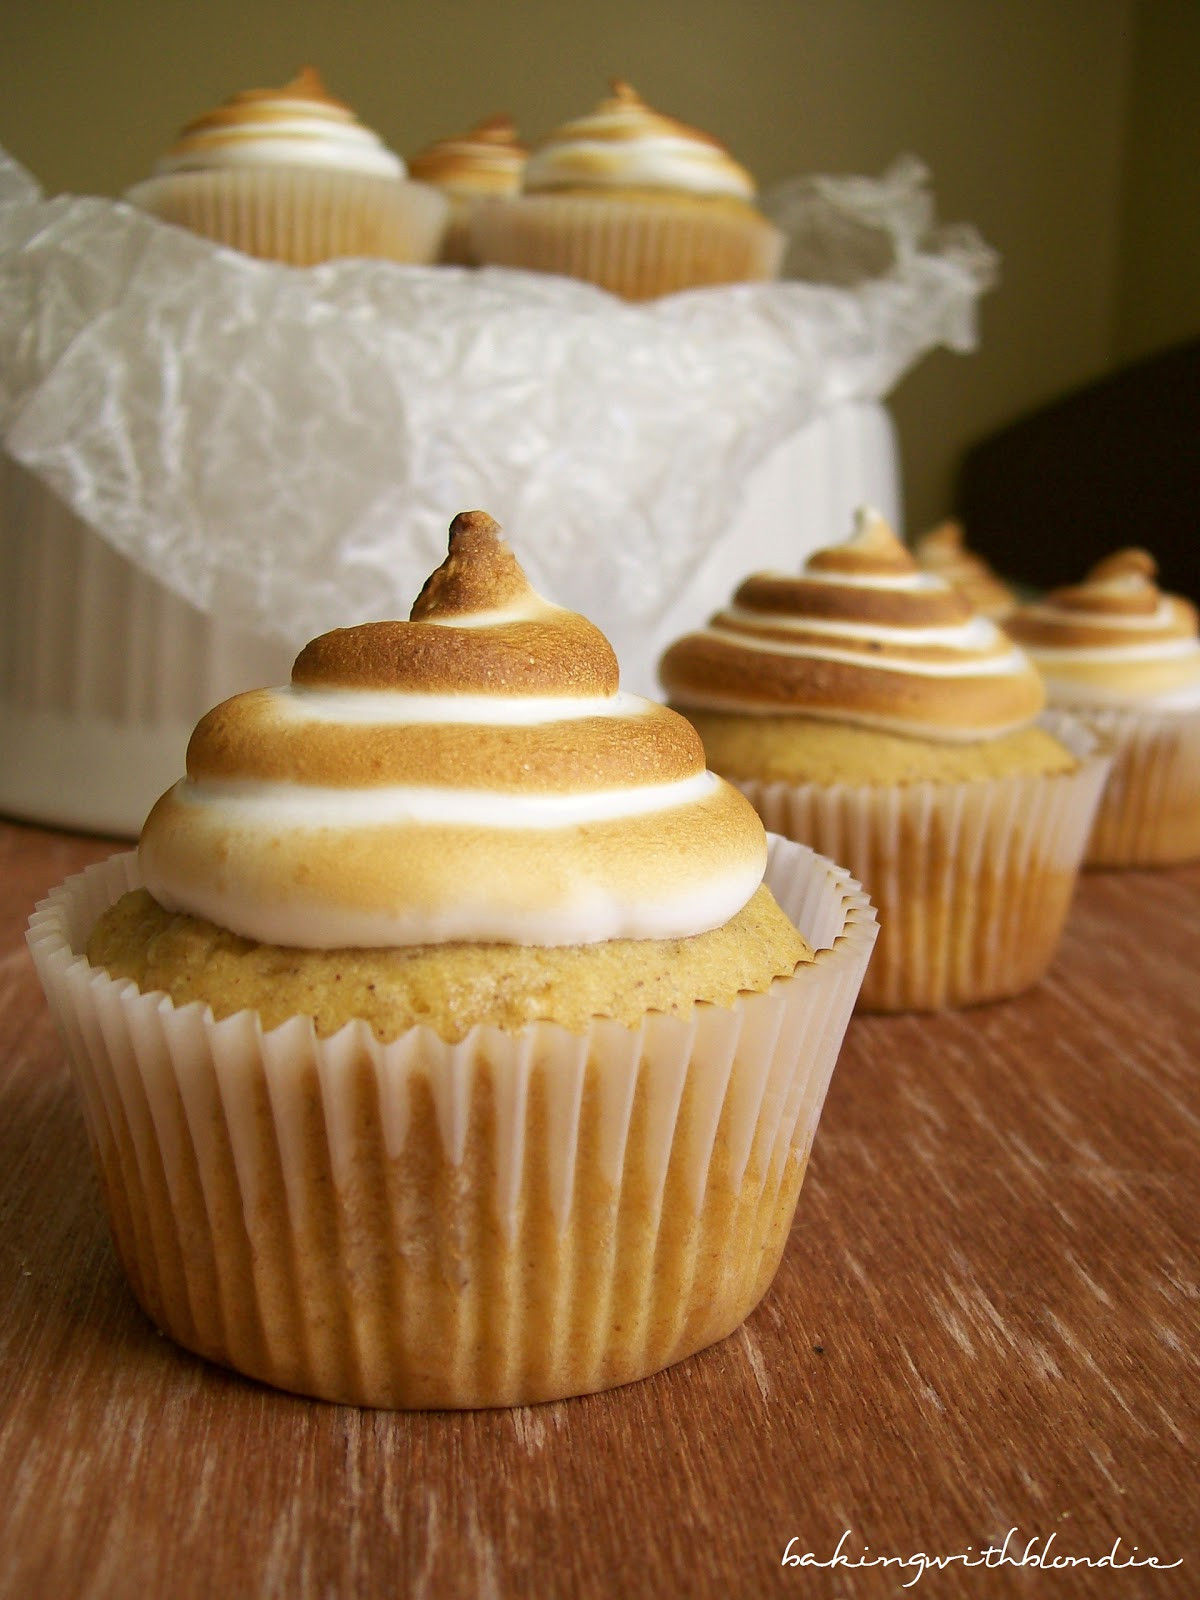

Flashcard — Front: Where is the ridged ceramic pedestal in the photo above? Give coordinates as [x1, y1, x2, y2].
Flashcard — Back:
[1, 404, 899, 836]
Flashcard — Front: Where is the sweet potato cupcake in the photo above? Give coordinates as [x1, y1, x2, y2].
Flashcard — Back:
[914, 518, 1015, 620]
[1005, 548, 1200, 866]
[660, 508, 1112, 1012]
[125, 66, 447, 266]
[27, 511, 876, 1408]
[408, 113, 527, 265]
[470, 79, 784, 299]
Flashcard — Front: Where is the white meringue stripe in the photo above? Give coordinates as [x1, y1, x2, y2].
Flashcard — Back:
[145, 856, 767, 951]
[172, 769, 720, 829]
[791, 568, 943, 593]
[1040, 675, 1200, 713]
[716, 606, 1004, 651]
[275, 686, 649, 726]
[1029, 597, 1179, 630]
[141, 776, 766, 947]
[1025, 637, 1200, 662]
[159, 134, 404, 177]
[700, 627, 1032, 678]
[525, 137, 752, 198]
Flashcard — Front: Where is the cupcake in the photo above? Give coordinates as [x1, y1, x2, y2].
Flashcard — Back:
[27, 511, 876, 1408]
[1005, 549, 1200, 866]
[660, 508, 1112, 1012]
[914, 518, 1016, 619]
[125, 66, 448, 266]
[408, 113, 527, 265]
[471, 79, 785, 300]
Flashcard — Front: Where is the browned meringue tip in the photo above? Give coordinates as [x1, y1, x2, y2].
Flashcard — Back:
[1044, 547, 1168, 619]
[915, 517, 969, 558]
[1087, 547, 1158, 585]
[279, 66, 342, 104]
[553, 76, 736, 164]
[913, 517, 999, 576]
[472, 113, 520, 141]
[807, 506, 917, 578]
[408, 113, 528, 170]
[409, 510, 530, 620]
[186, 66, 350, 127]
[290, 511, 621, 695]
[608, 78, 643, 105]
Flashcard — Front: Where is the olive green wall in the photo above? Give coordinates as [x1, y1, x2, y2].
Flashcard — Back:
[1114, 0, 1200, 365]
[2, 0, 1193, 541]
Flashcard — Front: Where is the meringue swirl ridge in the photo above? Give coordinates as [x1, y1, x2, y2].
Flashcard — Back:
[522, 79, 757, 201]
[660, 508, 1045, 740]
[913, 519, 1015, 619]
[154, 67, 406, 179]
[140, 512, 767, 949]
[1005, 548, 1200, 710]
[408, 114, 527, 196]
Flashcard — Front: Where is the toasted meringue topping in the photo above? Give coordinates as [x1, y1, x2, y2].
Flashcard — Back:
[660, 507, 1046, 740]
[152, 67, 406, 180]
[522, 79, 757, 201]
[408, 114, 527, 196]
[913, 519, 1015, 620]
[140, 511, 766, 948]
[1005, 549, 1200, 710]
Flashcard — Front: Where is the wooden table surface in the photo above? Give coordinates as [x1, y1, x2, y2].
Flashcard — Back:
[1, 816, 1197, 1600]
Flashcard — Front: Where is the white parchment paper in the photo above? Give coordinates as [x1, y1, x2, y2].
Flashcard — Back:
[0, 148, 995, 648]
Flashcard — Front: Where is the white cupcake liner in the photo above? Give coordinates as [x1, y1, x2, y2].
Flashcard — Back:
[734, 714, 1111, 1012]
[1061, 704, 1200, 867]
[470, 194, 785, 300]
[27, 835, 875, 1409]
[126, 169, 449, 267]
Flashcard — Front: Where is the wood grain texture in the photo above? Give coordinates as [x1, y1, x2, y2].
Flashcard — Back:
[1, 817, 1197, 1599]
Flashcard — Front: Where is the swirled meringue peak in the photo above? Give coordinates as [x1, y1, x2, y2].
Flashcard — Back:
[660, 507, 1046, 740]
[1005, 549, 1200, 711]
[140, 512, 767, 949]
[153, 67, 406, 179]
[522, 79, 757, 201]
[408, 114, 527, 197]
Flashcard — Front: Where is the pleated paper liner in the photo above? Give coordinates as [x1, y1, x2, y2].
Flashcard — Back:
[126, 169, 449, 267]
[27, 835, 876, 1409]
[1065, 705, 1200, 867]
[470, 194, 785, 300]
[434, 194, 488, 266]
[733, 714, 1112, 1013]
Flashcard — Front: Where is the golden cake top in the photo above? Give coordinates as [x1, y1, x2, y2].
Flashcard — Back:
[408, 114, 527, 197]
[139, 512, 767, 949]
[913, 519, 1015, 620]
[659, 507, 1046, 741]
[522, 80, 758, 200]
[152, 67, 406, 180]
[1004, 548, 1200, 710]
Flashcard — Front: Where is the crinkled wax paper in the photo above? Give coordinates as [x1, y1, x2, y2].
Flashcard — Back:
[0, 146, 996, 652]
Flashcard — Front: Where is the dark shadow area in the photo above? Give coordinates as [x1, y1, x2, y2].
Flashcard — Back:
[957, 337, 1200, 597]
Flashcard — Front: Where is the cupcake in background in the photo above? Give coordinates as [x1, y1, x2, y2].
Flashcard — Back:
[914, 518, 1016, 619]
[471, 79, 784, 300]
[125, 66, 448, 266]
[408, 113, 527, 264]
[661, 507, 1112, 1012]
[28, 510, 876, 1408]
[1005, 549, 1200, 866]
